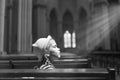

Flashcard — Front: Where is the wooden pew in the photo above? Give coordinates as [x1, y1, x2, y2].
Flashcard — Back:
[0, 60, 14, 69]
[54, 59, 89, 63]
[13, 61, 90, 69]
[88, 51, 120, 74]
[0, 77, 108, 80]
[0, 54, 37, 60]
[0, 68, 115, 80]
[54, 59, 91, 68]
[0, 53, 82, 60]
[0, 59, 91, 69]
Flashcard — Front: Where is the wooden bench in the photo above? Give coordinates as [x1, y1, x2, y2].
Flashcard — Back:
[88, 51, 120, 74]
[0, 59, 91, 69]
[0, 53, 82, 60]
[0, 77, 108, 80]
[13, 61, 90, 69]
[0, 68, 115, 80]
[0, 54, 37, 60]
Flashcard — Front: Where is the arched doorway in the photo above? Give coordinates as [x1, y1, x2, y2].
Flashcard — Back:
[49, 8, 58, 44]
[62, 10, 75, 51]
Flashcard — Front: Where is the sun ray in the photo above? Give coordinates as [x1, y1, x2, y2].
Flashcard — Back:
[77, 4, 120, 52]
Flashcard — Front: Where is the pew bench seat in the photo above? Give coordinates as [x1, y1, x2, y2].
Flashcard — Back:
[0, 77, 107, 80]
[0, 68, 115, 80]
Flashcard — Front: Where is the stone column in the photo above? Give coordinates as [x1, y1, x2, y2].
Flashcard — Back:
[73, 16, 79, 53]
[18, 0, 32, 53]
[57, 14, 63, 51]
[36, 0, 47, 38]
[102, 5, 111, 50]
[0, 0, 5, 52]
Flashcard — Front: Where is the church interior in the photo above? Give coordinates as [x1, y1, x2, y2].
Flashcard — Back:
[0, 0, 120, 80]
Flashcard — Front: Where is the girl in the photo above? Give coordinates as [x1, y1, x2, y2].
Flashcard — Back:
[32, 35, 60, 70]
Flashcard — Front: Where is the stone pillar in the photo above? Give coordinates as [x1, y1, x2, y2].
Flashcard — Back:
[73, 16, 79, 53]
[0, 0, 5, 52]
[58, 17, 63, 51]
[76, 15, 88, 53]
[36, 0, 47, 38]
[18, 0, 32, 53]
[102, 5, 111, 50]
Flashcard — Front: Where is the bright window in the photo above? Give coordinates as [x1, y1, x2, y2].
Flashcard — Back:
[64, 30, 76, 48]
[72, 32, 76, 48]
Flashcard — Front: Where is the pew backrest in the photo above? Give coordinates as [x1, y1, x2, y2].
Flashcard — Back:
[0, 59, 91, 69]
[0, 53, 82, 60]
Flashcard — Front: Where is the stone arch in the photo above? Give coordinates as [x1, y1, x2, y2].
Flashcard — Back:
[49, 8, 58, 43]
[63, 9, 74, 33]
[62, 9, 74, 50]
